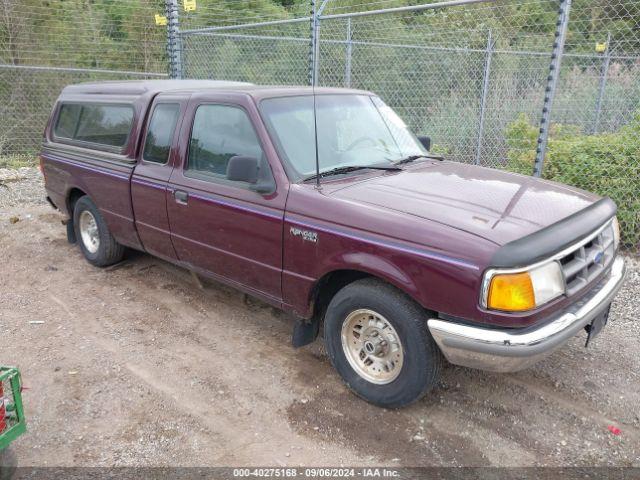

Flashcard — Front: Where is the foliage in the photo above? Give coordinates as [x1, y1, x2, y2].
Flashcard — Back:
[0, 155, 37, 169]
[1, 0, 639, 247]
[505, 113, 640, 248]
[2, 0, 639, 69]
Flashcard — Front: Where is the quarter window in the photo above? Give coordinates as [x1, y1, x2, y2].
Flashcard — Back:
[54, 103, 134, 149]
[187, 104, 263, 179]
[143, 104, 180, 164]
[55, 104, 82, 139]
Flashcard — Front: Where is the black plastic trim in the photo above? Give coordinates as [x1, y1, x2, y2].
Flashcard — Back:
[491, 197, 617, 268]
[46, 196, 57, 210]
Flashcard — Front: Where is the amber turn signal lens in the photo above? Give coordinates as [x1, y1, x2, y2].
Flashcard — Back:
[487, 272, 535, 311]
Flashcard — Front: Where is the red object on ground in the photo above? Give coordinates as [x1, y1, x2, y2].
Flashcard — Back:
[0, 382, 6, 432]
[608, 425, 621, 435]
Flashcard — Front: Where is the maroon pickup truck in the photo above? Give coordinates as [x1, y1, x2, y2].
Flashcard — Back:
[41, 80, 625, 407]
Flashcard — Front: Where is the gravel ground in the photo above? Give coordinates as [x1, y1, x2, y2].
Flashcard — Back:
[0, 167, 47, 209]
[1, 168, 639, 467]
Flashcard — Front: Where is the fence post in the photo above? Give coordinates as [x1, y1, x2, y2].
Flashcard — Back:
[310, 0, 332, 86]
[167, 0, 182, 79]
[592, 32, 611, 134]
[309, 0, 317, 85]
[532, 0, 572, 178]
[345, 18, 352, 87]
[313, 16, 321, 86]
[475, 29, 493, 165]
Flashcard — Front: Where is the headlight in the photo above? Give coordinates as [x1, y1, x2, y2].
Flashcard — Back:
[483, 261, 565, 312]
[612, 217, 620, 251]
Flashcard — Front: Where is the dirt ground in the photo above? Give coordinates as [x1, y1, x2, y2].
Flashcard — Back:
[1, 184, 639, 466]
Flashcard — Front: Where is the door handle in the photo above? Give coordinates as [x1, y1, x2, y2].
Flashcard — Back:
[173, 189, 188, 205]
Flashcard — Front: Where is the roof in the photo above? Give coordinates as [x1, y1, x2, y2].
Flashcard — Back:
[61, 79, 253, 96]
[60, 79, 372, 99]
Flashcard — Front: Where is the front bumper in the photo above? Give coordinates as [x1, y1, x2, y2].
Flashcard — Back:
[427, 256, 626, 372]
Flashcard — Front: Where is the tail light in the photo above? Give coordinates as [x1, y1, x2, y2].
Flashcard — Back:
[38, 155, 48, 185]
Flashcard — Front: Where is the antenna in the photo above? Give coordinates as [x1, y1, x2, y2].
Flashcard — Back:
[312, 86, 321, 189]
[310, 0, 331, 188]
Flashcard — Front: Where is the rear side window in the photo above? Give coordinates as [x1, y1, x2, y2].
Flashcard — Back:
[55, 104, 82, 139]
[187, 104, 263, 179]
[54, 103, 134, 150]
[142, 104, 180, 164]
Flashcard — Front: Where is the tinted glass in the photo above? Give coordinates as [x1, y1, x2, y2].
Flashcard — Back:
[54, 104, 82, 139]
[54, 103, 134, 149]
[143, 104, 180, 164]
[260, 95, 425, 180]
[188, 105, 263, 179]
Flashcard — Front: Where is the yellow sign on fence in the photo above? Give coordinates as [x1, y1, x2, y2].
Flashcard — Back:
[155, 14, 167, 26]
[184, 0, 196, 12]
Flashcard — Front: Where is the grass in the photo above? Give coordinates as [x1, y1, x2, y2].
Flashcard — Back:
[0, 155, 38, 169]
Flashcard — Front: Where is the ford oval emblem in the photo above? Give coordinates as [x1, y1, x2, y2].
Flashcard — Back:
[594, 251, 604, 263]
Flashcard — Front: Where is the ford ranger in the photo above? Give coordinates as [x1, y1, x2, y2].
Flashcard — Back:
[40, 80, 626, 407]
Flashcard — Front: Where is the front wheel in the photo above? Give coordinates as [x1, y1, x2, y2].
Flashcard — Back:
[324, 278, 442, 408]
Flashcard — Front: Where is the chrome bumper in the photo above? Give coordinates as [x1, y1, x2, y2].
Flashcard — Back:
[427, 256, 626, 372]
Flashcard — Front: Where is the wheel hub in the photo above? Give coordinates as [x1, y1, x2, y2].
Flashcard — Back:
[79, 210, 100, 254]
[341, 309, 404, 385]
[363, 330, 387, 356]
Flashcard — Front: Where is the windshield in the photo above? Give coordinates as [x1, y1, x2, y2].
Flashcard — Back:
[260, 94, 426, 180]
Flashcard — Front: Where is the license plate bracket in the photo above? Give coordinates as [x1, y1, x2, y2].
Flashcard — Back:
[585, 304, 611, 347]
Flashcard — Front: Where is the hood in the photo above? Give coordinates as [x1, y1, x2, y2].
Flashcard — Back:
[326, 161, 599, 245]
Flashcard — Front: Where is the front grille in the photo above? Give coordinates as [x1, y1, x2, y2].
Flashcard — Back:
[558, 220, 616, 296]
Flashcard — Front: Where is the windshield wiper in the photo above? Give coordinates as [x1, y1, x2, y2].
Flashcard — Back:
[395, 154, 444, 165]
[303, 164, 402, 182]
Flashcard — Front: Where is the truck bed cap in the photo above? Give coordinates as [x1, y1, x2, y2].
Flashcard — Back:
[61, 79, 254, 96]
[60, 80, 371, 98]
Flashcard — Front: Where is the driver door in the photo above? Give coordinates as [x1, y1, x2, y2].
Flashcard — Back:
[166, 94, 288, 303]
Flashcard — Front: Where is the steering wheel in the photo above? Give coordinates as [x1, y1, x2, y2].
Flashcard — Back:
[344, 136, 376, 152]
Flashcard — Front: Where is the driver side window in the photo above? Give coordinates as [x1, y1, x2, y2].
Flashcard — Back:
[187, 104, 263, 182]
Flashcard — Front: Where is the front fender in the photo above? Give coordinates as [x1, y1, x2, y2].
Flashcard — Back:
[282, 230, 481, 320]
[320, 251, 419, 301]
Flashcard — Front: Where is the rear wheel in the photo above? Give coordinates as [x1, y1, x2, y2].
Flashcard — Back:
[324, 278, 442, 408]
[73, 196, 125, 267]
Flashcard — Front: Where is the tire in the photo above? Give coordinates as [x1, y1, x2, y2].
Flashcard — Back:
[73, 195, 125, 267]
[324, 278, 442, 408]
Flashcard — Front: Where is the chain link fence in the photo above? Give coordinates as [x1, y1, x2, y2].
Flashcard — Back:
[0, 65, 166, 157]
[178, 0, 562, 167]
[0, 0, 169, 158]
[177, 0, 639, 249]
[180, 19, 311, 84]
[315, 1, 560, 167]
[547, 1, 640, 248]
[0, 0, 638, 248]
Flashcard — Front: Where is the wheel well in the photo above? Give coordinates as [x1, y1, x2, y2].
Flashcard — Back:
[311, 270, 372, 321]
[67, 188, 86, 215]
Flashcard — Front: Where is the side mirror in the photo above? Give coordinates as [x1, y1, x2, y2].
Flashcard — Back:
[227, 155, 259, 183]
[417, 135, 431, 151]
[226, 155, 276, 195]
